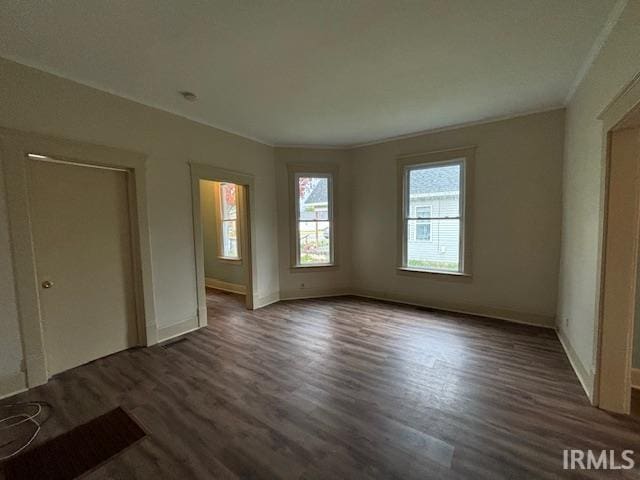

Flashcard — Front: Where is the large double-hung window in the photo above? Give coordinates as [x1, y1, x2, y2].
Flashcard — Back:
[399, 147, 473, 275]
[290, 167, 336, 267]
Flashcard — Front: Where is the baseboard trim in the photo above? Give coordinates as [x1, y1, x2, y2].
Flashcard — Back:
[253, 291, 280, 309]
[556, 328, 594, 402]
[279, 288, 351, 301]
[0, 371, 28, 400]
[277, 288, 555, 328]
[350, 289, 555, 328]
[157, 315, 200, 342]
[632, 368, 640, 390]
[205, 277, 246, 295]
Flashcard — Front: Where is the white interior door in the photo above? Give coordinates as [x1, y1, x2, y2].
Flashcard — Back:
[28, 156, 138, 376]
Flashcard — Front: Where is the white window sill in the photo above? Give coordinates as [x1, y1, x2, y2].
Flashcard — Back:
[218, 256, 242, 264]
[291, 264, 337, 271]
[397, 267, 471, 279]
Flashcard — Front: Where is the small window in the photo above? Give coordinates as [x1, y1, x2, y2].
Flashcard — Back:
[293, 173, 334, 266]
[217, 182, 241, 260]
[414, 206, 432, 241]
[400, 149, 472, 275]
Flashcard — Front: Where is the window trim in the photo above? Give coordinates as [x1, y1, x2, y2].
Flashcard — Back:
[288, 163, 338, 269]
[397, 146, 475, 277]
[214, 181, 242, 263]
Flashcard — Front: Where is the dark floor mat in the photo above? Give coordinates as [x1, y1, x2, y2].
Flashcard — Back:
[2, 407, 146, 480]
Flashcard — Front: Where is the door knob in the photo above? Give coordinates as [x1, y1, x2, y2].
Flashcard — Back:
[41, 280, 54, 289]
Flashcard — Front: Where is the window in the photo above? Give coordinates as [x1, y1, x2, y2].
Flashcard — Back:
[400, 147, 472, 275]
[293, 172, 334, 266]
[217, 182, 241, 260]
[413, 206, 432, 241]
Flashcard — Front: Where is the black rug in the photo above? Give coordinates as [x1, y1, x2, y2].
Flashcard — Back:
[3, 407, 146, 480]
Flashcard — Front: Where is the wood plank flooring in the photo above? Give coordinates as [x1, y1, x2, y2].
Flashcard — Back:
[2, 289, 640, 479]
[632, 389, 640, 418]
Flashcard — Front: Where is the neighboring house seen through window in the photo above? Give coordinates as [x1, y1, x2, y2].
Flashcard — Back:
[294, 172, 334, 266]
[400, 149, 471, 275]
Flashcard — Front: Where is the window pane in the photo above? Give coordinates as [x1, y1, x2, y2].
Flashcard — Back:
[298, 177, 329, 220]
[407, 218, 459, 271]
[415, 205, 431, 218]
[416, 221, 431, 241]
[222, 220, 238, 258]
[408, 164, 460, 218]
[298, 221, 330, 264]
[220, 183, 237, 220]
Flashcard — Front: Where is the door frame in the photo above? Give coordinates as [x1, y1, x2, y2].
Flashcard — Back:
[594, 71, 640, 412]
[190, 162, 256, 323]
[1, 128, 157, 388]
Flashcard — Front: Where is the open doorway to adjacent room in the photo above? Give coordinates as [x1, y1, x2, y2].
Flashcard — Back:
[190, 163, 256, 328]
[199, 179, 249, 310]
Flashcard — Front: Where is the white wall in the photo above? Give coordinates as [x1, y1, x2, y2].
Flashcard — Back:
[274, 148, 353, 298]
[0, 58, 279, 388]
[0, 155, 23, 382]
[351, 109, 565, 326]
[557, 0, 640, 397]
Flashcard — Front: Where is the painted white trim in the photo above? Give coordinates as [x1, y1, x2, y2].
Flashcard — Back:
[157, 315, 200, 342]
[279, 288, 351, 301]
[279, 288, 556, 329]
[350, 289, 554, 328]
[564, 0, 629, 105]
[0, 127, 158, 388]
[632, 368, 640, 390]
[0, 54, 588, 151]
[274, 108, 567, 149]
[253, 291, 280, 309]
[287, 163, 339, 268]
[346, 107, 565, 149]
[190, 163, 257, 315]
[397, 148, 474, 277]
[205, 277, 246, 295]
[592, 78, 640, 412]
[0, 371, 27, 400]
[274, 144, 348, 150]
[0, 60, 568, 151]
[557, 327, 594, 402]
[0, 56, 275, 148]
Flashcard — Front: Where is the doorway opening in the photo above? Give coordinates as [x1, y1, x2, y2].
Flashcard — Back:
[190, 164, 256, 328]
[200, 180, 248, 309]
[596, 86, 640, 413]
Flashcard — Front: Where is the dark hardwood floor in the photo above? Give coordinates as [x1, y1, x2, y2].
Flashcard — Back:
[2, 289, 640, 479]
[632, 389, 640, 418]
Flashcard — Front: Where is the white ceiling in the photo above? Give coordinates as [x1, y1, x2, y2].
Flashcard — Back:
[0, 0, 618, 146]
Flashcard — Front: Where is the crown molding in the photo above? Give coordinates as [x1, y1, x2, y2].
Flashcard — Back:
[564, 0, 628, 106]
